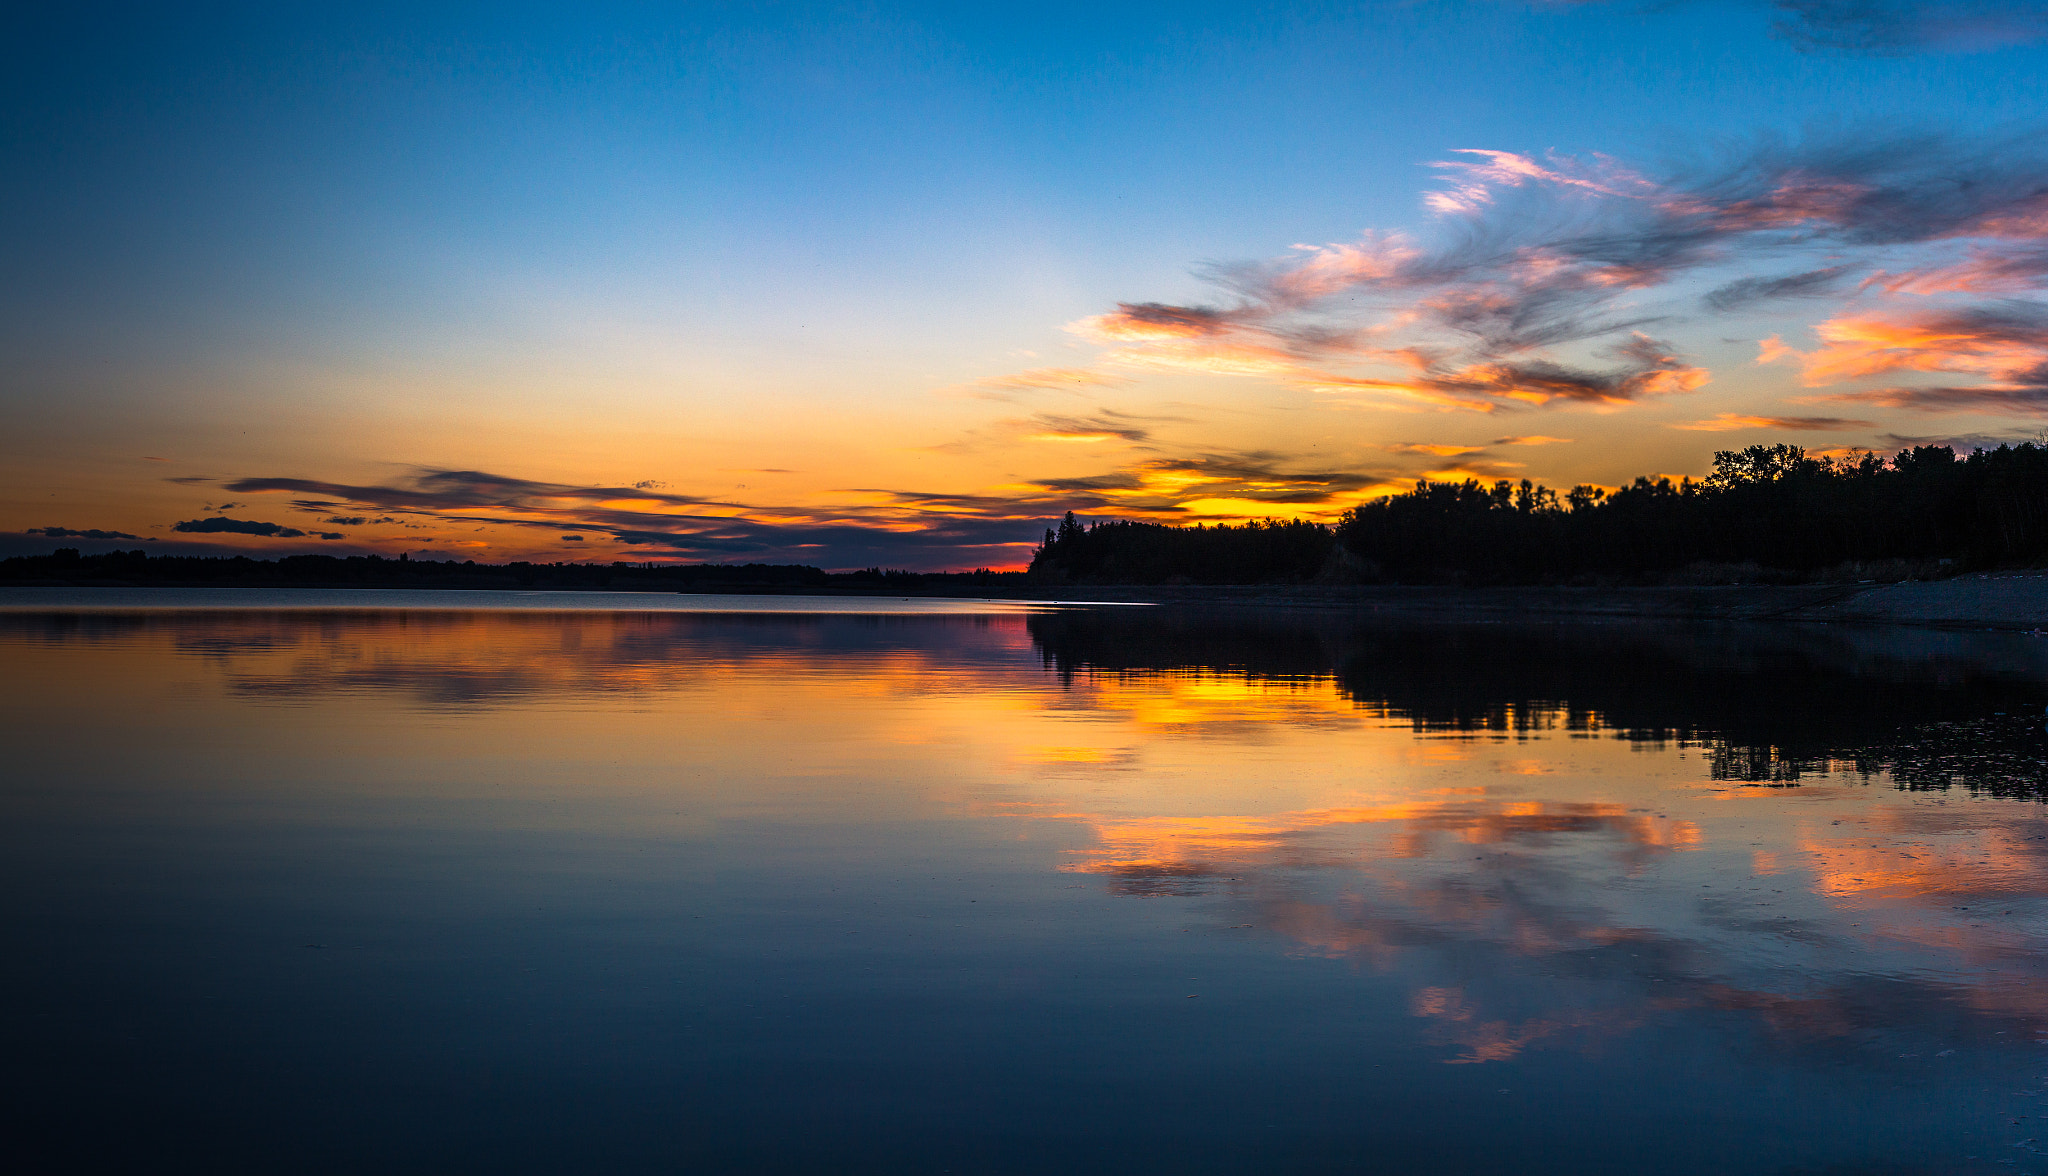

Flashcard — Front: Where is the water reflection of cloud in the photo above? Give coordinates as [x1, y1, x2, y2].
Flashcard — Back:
[1060, 798, 1703, 882]
[22, 605, 2048, 1075]
[1223, 844, 2048, 1069]
[1003, 663, 2048, 1070]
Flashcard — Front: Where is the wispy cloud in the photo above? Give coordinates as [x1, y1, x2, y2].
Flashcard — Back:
[942, 366, 1133, 401]
[1806, 305, 2048, 381]
[1072, 130, 2048, 418]
[25, 526, 144, 540]
[926, 407, 1176, 454]
[1018, 453, 1389, 513]
[1769, 0, 2048, 53]
[1774, 303, 2048, 411]
[1021, 410, 1159, 444]
[1673, 413, 1875, 431]
[1829, 384, 2048, 412]
[1703, 266, 1856, 311]
[1387, 443, 1486, 457]
[176, 436, 1407, 571]
[1542, 1, 2048, 54]
[219, 470, 1027, 561]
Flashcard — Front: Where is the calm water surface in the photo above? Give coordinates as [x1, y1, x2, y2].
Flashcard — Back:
[8, 593, 2048, 1174]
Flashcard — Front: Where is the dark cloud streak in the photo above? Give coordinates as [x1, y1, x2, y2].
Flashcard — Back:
[1546, 1, 2048, 54]
[172, 517, 309, 538]
[26, 526, 141, 540]
[1704, 266, 1856, 310]
[1770, 0, 2048, 53]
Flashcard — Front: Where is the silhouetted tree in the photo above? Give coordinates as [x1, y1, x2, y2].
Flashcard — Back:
[1025, 442, 2048, 585]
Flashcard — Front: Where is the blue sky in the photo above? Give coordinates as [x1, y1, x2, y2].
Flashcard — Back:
[7, 1, 2048, 567]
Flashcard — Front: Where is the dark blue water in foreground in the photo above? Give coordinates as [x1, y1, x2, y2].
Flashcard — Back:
[9, 593, 2048, 1174]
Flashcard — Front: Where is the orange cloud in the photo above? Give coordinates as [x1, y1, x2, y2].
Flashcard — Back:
[950, 367, 1132, 399]
[1673, 413, 1873, 431]
[1771, 305, 2048, 412]
[1261, 234, 1422, 304]
[1300, 340, 1707, 413]
[1784, 309, 2048, 386]
[1387, 442, 1487, 457]
[1864, 245, 2048, 295]
[1070, 302, 1231, 342]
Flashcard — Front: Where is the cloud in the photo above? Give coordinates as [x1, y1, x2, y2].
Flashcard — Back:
[172, 517, 309, 537]
[1075, 130, 2048, 419]
[1673, 413, 1875, 431]
[323, 516, 368, 526]
[179, 437, 1397, 569]
[224, 469, 723, 513]
[1830, 384, 2048, 412]
[1077, 302, 1233, 341]
[928, 407, 1185, 454]
[209, 466, 1066, 568]
[1387, 443, 1486, 457]
[1703, 266, 1856, 311]
[25, 526, 142, 540]
[1542, 1, 2048, 54]
[1017, 453, 1390, 512]
[1877, 429, 2045, 450]
[1863, 245, 2048, 294]
[1021, 410, 1158, 444]
[562, 534, 584, 541]
[1383, 435, 1583, 475]
[1769, 1, 2048, 53]
[1303, 335, 1708, 412]
[944, 366, 1134, 401]
[1774, 302, 2048, 411]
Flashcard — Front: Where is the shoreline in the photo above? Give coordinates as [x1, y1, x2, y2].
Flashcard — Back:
[1038, 575, 2048, 630]
[7, 574, 2048, 629]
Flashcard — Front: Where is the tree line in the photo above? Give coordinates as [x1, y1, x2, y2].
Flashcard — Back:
[0, 549, 1029, 592]
[1029, 442, 2048, 585]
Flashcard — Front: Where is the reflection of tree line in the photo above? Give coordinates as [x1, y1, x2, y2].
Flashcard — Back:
[1030, 443, 2048, 585]
[1, 611, 1035, 705]
[1027, 609, 2048, 796]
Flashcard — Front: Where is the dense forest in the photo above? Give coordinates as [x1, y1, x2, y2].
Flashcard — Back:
[1029, 442, 2048, 585]
[0, 549, 1028, 592]
[1024, 513, 1334, 585]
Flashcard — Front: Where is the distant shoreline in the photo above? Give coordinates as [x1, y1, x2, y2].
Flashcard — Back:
[7, 575, 2048, 630]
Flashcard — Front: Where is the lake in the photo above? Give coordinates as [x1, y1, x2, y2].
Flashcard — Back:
[6, 590, 2048, 1174]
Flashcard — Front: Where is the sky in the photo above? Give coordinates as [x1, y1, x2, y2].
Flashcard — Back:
[8, 0, 2048, 570]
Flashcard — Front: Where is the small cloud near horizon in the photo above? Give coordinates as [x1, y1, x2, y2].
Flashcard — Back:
[26, 526, 144, 540]
[173, 517, 311, 538]
[1673, 413, 1875, 431]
